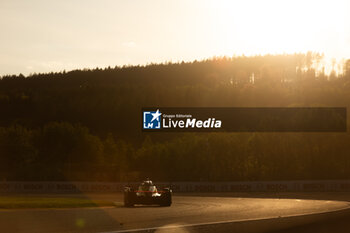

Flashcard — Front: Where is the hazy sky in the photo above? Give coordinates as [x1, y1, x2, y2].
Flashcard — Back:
[0, 0, 349, 76]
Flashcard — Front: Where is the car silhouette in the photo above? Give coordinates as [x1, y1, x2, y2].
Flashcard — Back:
[124, 180, 172, 207]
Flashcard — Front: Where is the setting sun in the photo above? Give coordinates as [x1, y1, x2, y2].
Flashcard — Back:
[205, 0, 348, 57]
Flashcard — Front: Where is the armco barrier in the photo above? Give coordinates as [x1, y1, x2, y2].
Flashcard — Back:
[1, 181, 350, 193]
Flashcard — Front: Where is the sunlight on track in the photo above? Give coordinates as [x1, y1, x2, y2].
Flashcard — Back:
[154, 223, 191, 233]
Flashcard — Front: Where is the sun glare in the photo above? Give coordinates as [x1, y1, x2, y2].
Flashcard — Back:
[196, 0, 349, 74]
[206, 0, 348, 58]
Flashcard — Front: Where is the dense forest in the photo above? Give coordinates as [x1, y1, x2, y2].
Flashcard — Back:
[0, 52, 350, 182]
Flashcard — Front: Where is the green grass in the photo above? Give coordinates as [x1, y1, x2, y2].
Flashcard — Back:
[0, 196, 116, 209]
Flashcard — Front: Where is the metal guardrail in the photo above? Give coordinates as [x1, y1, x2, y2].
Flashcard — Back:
[1, 180, 350, 193]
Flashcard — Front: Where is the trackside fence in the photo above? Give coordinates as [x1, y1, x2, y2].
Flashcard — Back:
[1, 180, 350, 193]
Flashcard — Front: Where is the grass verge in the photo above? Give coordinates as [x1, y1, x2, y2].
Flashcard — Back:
[0, 196, 116, 209]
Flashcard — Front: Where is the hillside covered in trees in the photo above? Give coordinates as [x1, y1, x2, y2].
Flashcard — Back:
[0, 53, 350, 182]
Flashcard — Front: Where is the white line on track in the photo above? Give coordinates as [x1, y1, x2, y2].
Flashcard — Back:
[99, 202, 350, 233]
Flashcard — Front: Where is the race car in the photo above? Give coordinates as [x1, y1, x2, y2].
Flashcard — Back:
[124, 180, 172, 207]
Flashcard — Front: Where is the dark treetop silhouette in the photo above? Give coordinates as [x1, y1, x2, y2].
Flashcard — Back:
[0, 53, 350, 182]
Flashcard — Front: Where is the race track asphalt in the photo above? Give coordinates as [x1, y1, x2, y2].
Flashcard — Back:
[0, 193, 350, 233]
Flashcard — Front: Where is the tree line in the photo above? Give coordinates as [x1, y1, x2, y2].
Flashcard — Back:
[0, 53, 350, 181]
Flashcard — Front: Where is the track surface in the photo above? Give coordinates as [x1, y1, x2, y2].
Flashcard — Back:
[0, 193, 349, 233]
